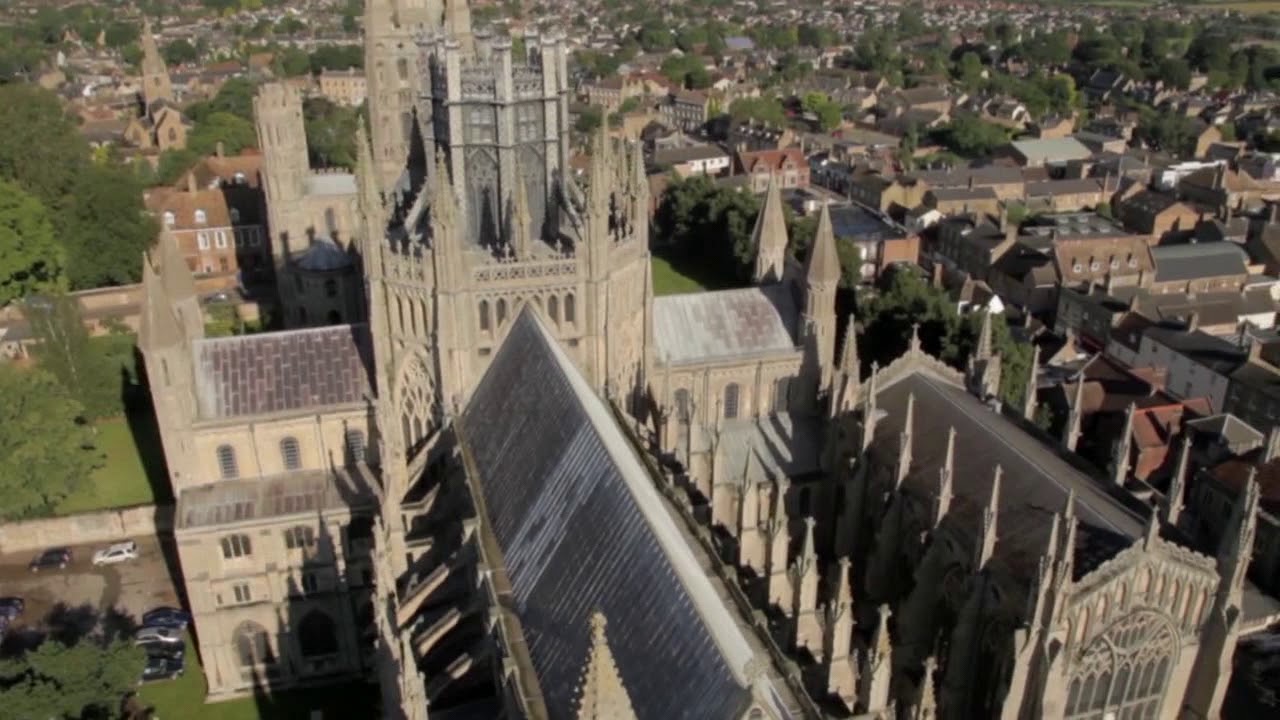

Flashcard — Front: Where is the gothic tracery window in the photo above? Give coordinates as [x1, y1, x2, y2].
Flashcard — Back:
[398, 354, 436, 454]
[1064, 611, 1176, 720]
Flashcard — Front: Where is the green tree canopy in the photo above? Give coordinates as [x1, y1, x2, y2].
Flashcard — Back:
[0, 85, 154, 290]
[801, 92, 842, 132]
[304, 98, 362, 168]
[0, 180, 63, 306]
[729, 96, 787, 126]
[0, 364, 101, 519]
[163, 38, 200, 66]
[187, 111, 258, 157]
[0, 636, 145, 717]
[931, 113, 1010, 159]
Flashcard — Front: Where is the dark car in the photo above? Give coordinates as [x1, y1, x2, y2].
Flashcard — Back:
[139, 655, 184, 683]
[28, 548, 72, 572]
[139, 641, 185, 662]
[0, 597, 24, 620]
[141, 607, 192, 630]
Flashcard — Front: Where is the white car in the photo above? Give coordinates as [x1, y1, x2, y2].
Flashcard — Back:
[92, 541, 139, 566]
[135, 626, 183, 645]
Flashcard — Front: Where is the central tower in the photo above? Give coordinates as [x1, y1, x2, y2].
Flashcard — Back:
[418, 28, 572, 249]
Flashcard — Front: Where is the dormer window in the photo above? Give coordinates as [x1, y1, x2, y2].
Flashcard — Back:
[230, 208, 241, 224]
[194, 209, 207, 224]
[162, 211, 175, 227]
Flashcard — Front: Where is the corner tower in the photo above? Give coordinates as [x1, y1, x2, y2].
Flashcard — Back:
[254, 82, 310, 304]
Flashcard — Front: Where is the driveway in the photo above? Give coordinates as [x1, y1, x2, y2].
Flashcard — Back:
[0, 535, 182, 644]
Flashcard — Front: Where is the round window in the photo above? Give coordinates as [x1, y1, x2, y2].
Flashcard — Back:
[1090, 261, 1101, 271]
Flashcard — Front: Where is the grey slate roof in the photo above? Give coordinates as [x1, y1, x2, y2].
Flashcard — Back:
[459, 310, 768, 720]
[178, 468, 375, 529]
[1010, 137, 1094, 165]
[869, 370, 1143, 582]
[653, 285, 799, 366]
[1151, 242, 1249, 283]
[194, 324, 373, 419]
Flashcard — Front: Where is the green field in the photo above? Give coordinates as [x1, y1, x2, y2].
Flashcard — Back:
[138, 638, 379, 720]
[652, 256, 707, 296]
[55, 413, 170, 515]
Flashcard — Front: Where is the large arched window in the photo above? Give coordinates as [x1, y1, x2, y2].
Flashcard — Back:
[723, 383, 741, 419]
[479, 300, 491, 331]
[564, 293, 576, 323]
[280, 437, 301, 471]
[216, 445, 239, 479]
[496, 298, 508, 326]
[234, 621, 272, 667]
[548, 295, 559, 324]
[221, 533, 252, 559]
[298, 611, 339, 657]
[1064, 611, 1176, 719]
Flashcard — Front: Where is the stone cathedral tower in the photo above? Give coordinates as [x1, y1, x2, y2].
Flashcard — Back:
[356, 0, 652, 465]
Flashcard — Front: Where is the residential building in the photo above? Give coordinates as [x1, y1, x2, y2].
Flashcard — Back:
[653, 143, 731, 177]
[1148, 243, 1250, 296]
[1133, 324, 1248, 412]
[317, 68, 367, 107]
[736, 148, 809, 192]
[1115, 190, 1201, 243]
[828, 203, 918, 282]
[660, 89, 710, 132]
[1003, 137, 1094, 168]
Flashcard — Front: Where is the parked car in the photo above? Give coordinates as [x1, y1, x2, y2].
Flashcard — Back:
[28, 548, 72, 572]
[134, 626, 183, 645]
[139, 654, 184, 683]
[138, 641, 185, 662]
[0, 597, 24, 620]
[91, 541, 139, 566]
[141, 606, 191, 630]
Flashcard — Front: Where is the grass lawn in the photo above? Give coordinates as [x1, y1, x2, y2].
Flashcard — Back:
[138, 638, 380, 719]
[652, 256, 707, 296]
[1199, 1, 1280, 12]
[55, 412, 170, 515]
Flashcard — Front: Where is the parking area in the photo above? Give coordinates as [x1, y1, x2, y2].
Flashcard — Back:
[0, 534, 182, 642]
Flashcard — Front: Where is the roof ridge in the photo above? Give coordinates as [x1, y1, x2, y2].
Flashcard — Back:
[194, 322, 369, 348]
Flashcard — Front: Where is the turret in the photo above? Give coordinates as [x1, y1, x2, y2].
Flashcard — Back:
[1111, 403, 1135, 487]
[976, 465, 1001, 572]
[933, 427, 956, 529]
[895, 393, 915, 490]
[1063, 373, 1086, 452]
[832, 315, 860, 417]
[752, 173, 789, 284]
[1022, 343, 1040, 420]
[254, 81, 311, 294]
[802, 202, 840, 397]
[139, 18, 173, 109]
[1164, 433, 1191, 528]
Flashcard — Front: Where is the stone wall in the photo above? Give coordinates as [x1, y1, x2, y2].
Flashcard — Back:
[0, 504, 174, 555]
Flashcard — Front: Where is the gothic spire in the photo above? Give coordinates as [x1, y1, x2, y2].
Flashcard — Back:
[934, 426, 956, 529]
[1165, 433, 1192, 527]
[1112, 403, 1135, 487]
[431, 149, 458, 234]
[509, 158, 534, 259]
[1217, 468, 1260, 602]
[752, 172, 790, 284]
[805, 201, 840, 287]
[911, 656, 939, 720]
[1064, 372, 1086, 451]
[575, 612, 638, 720]
[834, 556, 853, 607]
[833, 315, 860, 416]
[140, 18, 165, 76]
[1022, 343, 1040, 419]
[896, 393, 915, 489]
[862, 362, 880, 452]
[976, 465, 1001, 572]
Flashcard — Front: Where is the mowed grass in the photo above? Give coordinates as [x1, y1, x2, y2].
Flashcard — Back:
[56, 414, 167, 515]
[138, 638, 380, 719]
[652, 256, 707, 296]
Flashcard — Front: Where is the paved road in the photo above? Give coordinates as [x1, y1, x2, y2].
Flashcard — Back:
[0, 535, 182, 644]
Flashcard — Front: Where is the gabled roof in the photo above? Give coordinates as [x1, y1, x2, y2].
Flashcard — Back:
[653, 285, 799, 365]
[193, 324, 374, 419]
[459, 309, 771, 720]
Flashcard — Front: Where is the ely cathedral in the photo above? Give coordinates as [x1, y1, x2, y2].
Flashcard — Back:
[138, 1, 1277, 718]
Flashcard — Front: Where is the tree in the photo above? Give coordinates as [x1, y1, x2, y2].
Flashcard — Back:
[275, 46, 312, 77]
[304, 98, 361, 168]
[60, 165, 156, 289]
[0, 180, 63, 306]
[156, 148, 201, 186]
[955, 51, 986, 93]
[184, 77, 258, 123]
[575, 106, 603, 134]
[163, 38, 200, 66]
[309, 44, 363, 73]
[0, 636, 144, 717]
[654, 176, 758, 283]
[1155, 57, 1192, 91]
[0, 85, 153, 290]
[802, 92, 843, 132]
[638, 21, 673, 52]
[187, 111, 258, 157]
[0, 364, 100, 519]
[933, 113, 1009, 159]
